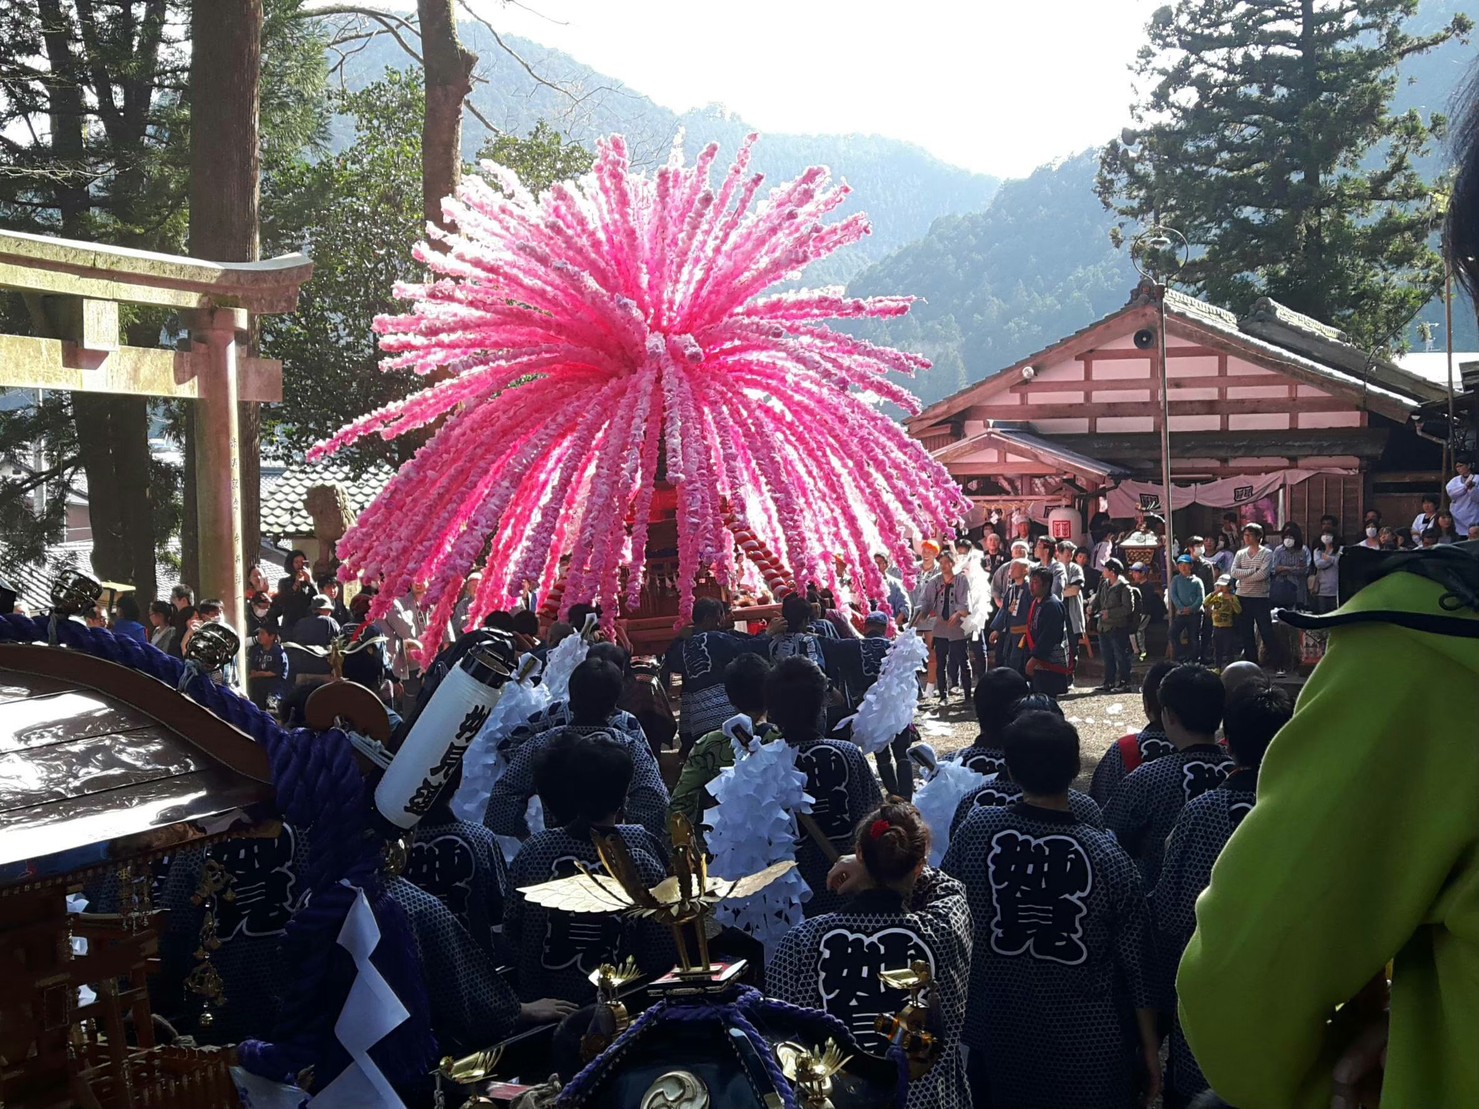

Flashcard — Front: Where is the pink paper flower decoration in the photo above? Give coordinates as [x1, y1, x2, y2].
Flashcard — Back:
[309, 134, 966, 662]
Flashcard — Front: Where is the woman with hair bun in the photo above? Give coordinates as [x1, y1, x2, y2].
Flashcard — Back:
[768, 801, 972, 1109]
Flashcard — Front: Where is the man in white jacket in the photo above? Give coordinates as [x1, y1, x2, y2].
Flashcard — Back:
[1447, 458, 1479, 534]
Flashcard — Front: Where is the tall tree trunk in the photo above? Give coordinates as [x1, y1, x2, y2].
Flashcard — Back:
[36, 0, 143, 598]
[113, 393, 157, 605]
[188, 0, 262, 619]
[417, 0, 475, 236]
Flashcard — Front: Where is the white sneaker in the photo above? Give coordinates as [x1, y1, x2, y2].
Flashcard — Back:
[923, 683, 937, 698]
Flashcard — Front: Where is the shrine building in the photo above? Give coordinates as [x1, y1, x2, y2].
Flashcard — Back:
[906, 281, 1450, 543]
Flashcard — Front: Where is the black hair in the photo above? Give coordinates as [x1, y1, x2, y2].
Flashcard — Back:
[511, 609, 540, 637]
[765, 655, 829, 742]
[1055, 540, 1077, 555]
[973, 668, 1030, 744]
[1141, 659, 1177, 722]
[483, 610, 516, 632]
[1280, 522, 1304, 546]
[1446, 66, 1479, 302]
[567, 658, 624, 724]
[257, 620, 280, 638]
[149, 600, 173, 621]
[856, 801, 930, 887]
[588, 641, 632, 675]
[1222, 511, 1239, 523]
[287, 549, 308, 566]
[567, 602, 601, 629]
[535, 729, 633, 829]
[723, 653, 771, 716]
[693, 596, 726, 626]
[1103, 557, 1125, 576]
[316, 575, 339, 590]
[1422, 526, 1442, 543]
[1028, 565, 1055, 589]
[1009, 692, 1064, 720]
[781, 592, 813, 633]
[1242, 522, 1265, 541]
[116, 594, 140, 622]
[197, 598, 224, 618]
[1157, 664, 1226, 737]
[1422, 492, 1440, 507]
[1223, 681, 1293, 770]
[1001, 711, 1081, 796]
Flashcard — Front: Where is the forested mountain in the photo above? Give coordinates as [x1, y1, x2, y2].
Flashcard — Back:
[337, 29, 1000, 285]
[846, 0, 1477, 407]
[335, 2, 1474, 405]
[845, 151, 1137, 407]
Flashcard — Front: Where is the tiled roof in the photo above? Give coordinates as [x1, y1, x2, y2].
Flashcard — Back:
[990, 425, 1132, 480]
[259, 460, 394, 538]
[0, 541, 181, 612]
[912, 282, 1443, 429]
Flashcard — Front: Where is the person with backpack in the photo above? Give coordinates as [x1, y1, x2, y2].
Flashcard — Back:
[1093, 558, 1136, 693]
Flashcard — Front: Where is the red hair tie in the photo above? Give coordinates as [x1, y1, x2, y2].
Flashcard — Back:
[869, 819, 891, 840]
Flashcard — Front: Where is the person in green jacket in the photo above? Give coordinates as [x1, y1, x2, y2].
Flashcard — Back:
[1177, 543, 1479, 1109]
[666, 652, 776, 839]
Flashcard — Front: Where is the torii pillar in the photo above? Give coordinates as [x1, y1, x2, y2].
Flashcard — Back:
[0, 229, 313, 678]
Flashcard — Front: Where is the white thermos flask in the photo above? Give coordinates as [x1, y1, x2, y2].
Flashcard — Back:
[374, 637, 517, 829]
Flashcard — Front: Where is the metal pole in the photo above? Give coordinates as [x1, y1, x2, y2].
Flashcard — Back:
[1158, 284, 1176, 589]
[1445, 265, 1456, 491]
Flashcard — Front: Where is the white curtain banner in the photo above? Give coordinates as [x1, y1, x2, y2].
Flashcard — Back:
[1105, 469, 1353, 518]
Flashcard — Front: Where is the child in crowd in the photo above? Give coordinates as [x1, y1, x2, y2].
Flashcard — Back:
[667, 653, 776, 835]
[1088, 660, 1177, 805]
[769, 802, 972, 1109]
[943, 667, 1030, 777]
[950, 694, 1104, 834]
[768, 656, 882, 917]
[1203, 576, 1243, 670]
[405, 763, 511, 962]
[1104, 665, 1232, 884]
[503, 731, 672, 1005]
[943, 711, 1160, 1108]
[485, 658, 670, 840]
[1152, 679, 1294, 1108]
[246, 621, 289, 712]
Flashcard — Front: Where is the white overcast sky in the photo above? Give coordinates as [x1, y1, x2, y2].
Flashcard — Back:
[466, 0, 1157, 178]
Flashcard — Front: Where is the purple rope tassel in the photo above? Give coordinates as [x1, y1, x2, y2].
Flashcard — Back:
[0, 617, 438, 1090]
[557, 985, 907, 1109]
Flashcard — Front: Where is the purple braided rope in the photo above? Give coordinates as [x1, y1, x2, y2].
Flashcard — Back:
[557, 986, 799, 1109]
[0, 616, 437, 1088]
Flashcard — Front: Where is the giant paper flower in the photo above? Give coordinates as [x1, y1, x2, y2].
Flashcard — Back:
[311, 134, 965, 659]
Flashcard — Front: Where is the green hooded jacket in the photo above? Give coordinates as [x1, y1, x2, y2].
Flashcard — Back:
[1178, 556, 1479, 1109]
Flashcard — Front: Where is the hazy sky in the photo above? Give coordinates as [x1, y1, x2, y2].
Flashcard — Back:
[467, 0, 1157, 179]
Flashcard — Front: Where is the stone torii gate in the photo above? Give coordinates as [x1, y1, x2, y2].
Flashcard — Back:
[0, 228, 313, 671]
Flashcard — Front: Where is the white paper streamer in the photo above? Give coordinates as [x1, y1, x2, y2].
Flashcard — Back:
[310, 887, 408, 1109]
[705, 736, 813, 954]
[449, 657, 550, 825]
[540, 631, 589, 703]
[66, 893, 96, 1007]
[849, 628, 930, 755]
[912, 761, 988, 866]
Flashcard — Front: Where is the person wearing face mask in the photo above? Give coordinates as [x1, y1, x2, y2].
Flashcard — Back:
[1357, 522, 1382, 550]
[1183, 536, 1218, 664]
[246, 590, 273, 636]
[1269, 524, 1309, 674]
[1312, 530, 1341, 613]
